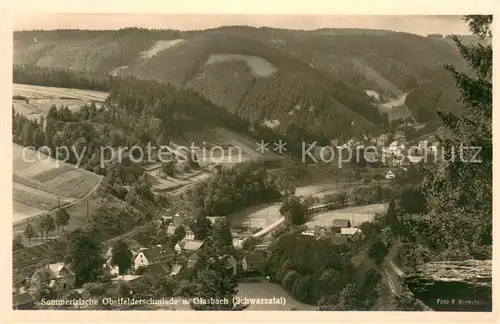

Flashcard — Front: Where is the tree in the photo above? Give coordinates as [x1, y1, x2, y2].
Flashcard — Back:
[65, 229, 104, 286]
[279, 195, 307, 225]
[368, 240, 389, 265]
[191, 216, 213, 240]
[173, 225, 186, 243]
[282, 270, 300, 293]
[111, 239, 133, 275]
[40, 215, 56, 240]
[24, 223, 36, 245]
[392, 287, 427, 311]
[419, 16, 492, 255]
[55, 208, 70, 233]
[193, 258, 238, 310]
[212, 218, 233, 251]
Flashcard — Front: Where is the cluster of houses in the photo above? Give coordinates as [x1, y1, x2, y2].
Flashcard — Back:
[13, 212, 271, 309]
[301, 219, 361, 240]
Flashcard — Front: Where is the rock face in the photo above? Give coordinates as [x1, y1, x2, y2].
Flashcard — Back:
[404, 259, 492, 311]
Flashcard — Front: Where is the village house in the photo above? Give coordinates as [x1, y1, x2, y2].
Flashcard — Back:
[134, 246, 174, 270]
[185, 227, 195, 240]
[12, 275, 35, 309]
[174, 239, 204, 254]
[332, 219, 352, 233]
[242, 249, 268, 274]
[166, 224, 177, 236]
[31, 262, 76, 293]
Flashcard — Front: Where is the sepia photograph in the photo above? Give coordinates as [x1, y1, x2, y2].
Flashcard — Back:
[7, 4, 493, 317]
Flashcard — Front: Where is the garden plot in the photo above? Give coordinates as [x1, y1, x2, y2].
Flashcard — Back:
[41, 169, 101, 198]
[13, 83, 108, 101]
[13, 143, 102, 221]
[13, 182, 74, 211]
[13, 201, 46, 222]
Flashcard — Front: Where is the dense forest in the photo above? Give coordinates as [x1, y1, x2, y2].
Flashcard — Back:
[12, 65, 320, 159]
[184, 161, 282, 216]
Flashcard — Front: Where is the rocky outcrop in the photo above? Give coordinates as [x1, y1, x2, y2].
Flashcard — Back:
[404, 259, 492, 311]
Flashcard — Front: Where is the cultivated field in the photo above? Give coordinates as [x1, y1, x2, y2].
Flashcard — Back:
[206, 54, 278, 77]
[12, 143, 102, 223]
[13, 83, 108, 122]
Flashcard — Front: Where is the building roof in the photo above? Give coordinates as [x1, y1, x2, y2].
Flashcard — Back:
[161, 215, 173, 222]
[45, 263, 74, 279]
[145, 261, 171, 275]
[177, 239, 204, 251]
[137, 246, 174, 262]
[13, 275, 28, 286]
[170, 264, 183, 276]
[166, 225, 177, 235]
[13, 293, 34, 307]
[341, 228, 361, 235]
[332, 219, 351, 228]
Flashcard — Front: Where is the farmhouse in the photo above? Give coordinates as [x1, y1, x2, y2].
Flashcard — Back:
[134, 246, 174, 270]
[31, 262, 75, 292]
[166, 224, 177, 236]
[332, 219, 352, 233]
[332, 219, 351, 229]
[174, 239, 204, 254]
[185, 227, 195, 240]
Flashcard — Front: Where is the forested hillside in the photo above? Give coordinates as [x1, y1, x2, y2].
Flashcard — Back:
[14, 26, 471, 140]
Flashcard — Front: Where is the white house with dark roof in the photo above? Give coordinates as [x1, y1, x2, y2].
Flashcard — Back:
[134, 246, 174, 270]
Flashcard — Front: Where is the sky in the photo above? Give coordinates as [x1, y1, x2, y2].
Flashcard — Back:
[14, 14, 471, 36]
